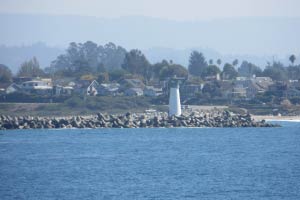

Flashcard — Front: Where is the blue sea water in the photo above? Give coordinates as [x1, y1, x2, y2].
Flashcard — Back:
[0, 122, 300, 200]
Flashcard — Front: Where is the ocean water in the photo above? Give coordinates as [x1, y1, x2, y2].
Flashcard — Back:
[0, 122, 300, 200]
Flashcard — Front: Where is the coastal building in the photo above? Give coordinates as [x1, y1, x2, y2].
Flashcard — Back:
[12, 77, 34, 84]
[204, 73, 221, 81]
[143, 86, 163, 97]
[98, 83, 120, 96]
[232, 87, 247, 98]
[21, 80, 53, 95]
[86, 80, 100, 96]
[5, 83, 22, 94]
[234, 76, 273, 99]
[53, 85, 73, 96]
[180, 84, 202, 99]
[53, 78, 76, 87]
[219, 81, 234, 99]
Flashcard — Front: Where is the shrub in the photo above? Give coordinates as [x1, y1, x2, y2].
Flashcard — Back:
[64, 96, 84, 107]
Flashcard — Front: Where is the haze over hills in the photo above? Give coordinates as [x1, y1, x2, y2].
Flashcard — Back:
[0, 14, 299, 72]
[0, 43, 63, 73]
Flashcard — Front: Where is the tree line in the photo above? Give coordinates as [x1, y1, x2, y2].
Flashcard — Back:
[0, 41, 299, 85]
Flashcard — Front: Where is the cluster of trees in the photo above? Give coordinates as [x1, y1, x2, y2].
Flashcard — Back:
[1, 41, 299, 86]
[0, 42, 187, 84]
[0, 64, 13, 84]
[17, 57, 44, 78]
[188, 51, 238, 80]
[188, 51, 299, 82]
[0, 57, 46, 85]
[48, 42, 188, 82]
[49, 41, 127, 76]
[239, 57, 300, 81]
[188, 51, 241, 80]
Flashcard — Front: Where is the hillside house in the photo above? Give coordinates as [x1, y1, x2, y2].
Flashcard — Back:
[21, 80, 53, 95]
[180, 84, 202, 98]
[53, 85, 73, 96]
[5, 83, 22, 94]
[86, 80, 100, 96]
[204, 73, 221, 81]
[98, 83, 120, 96]
[143, 86, 163, 97]
[234, 77, 273, 99]
[232, 87, 247, 98]
[219, 81, 234, 99]
[12, 77, 33, 84]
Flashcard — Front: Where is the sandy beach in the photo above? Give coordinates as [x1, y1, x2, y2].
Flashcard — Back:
[252, 115, 300, 122]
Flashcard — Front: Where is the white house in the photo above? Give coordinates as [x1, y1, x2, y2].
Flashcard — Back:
[98, 83, 120, 96]
[143, 86, 163, 97]
[86, 80, 100, 96]
[53, 85, 73, 96]
[6, 83, 22, 94]
[21, 80, 53, 95]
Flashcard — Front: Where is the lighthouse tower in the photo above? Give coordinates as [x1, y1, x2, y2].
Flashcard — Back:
[168, 77, 184, 116]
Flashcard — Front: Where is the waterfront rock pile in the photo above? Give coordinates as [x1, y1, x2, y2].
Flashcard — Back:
[0, 111, 277, 130]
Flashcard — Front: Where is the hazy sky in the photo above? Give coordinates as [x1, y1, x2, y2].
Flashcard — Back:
[1, 0, 300, 20]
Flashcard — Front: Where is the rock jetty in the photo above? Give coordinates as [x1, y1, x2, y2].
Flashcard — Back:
[0, 110, 278, 130]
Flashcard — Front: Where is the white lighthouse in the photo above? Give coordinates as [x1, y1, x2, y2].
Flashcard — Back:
[168, 77, 184, 116]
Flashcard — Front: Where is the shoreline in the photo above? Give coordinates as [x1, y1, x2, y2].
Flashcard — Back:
[252, 115, 300, 122]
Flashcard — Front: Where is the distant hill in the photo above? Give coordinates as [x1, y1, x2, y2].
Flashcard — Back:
[0, 43, 297, 73]
[0, 13, 299, 56]
[1, 13, 300, 72]
[0, 43, 63, 73]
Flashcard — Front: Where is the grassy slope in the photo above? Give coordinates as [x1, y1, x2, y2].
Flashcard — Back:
[0, 96, 168, 117]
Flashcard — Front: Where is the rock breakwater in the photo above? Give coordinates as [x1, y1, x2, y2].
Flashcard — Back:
[0, 111, 278, 130]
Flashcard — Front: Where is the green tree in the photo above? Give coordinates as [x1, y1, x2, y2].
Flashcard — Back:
[232, 59, 239, 68]
[108, 69, 129, 81]
[97, 72, 109, 83]
[0, 64, 13, 83]
[263, 61, 288, 81]
[188, 51, 208, 77]
[50, 41, 127, 77]
[122, 49, 150, 79]
[217, 59, 222, 66]
[73, 59, 92, 76]
[209, 59, 213, 65]
[96, 63, 106, 73]
[222, 63, 238, 80]
[159, 64, 188, 80]
[17, 57, 45, 77]
[203, 65, 221, 77]
[238, 61, 262, 77]
[101, 42, 127, 71]
[150, 60, 169, 80]
[289, 54, 296, 65]
[80, 41, 99, 69]
[50, 54, 71, 75]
